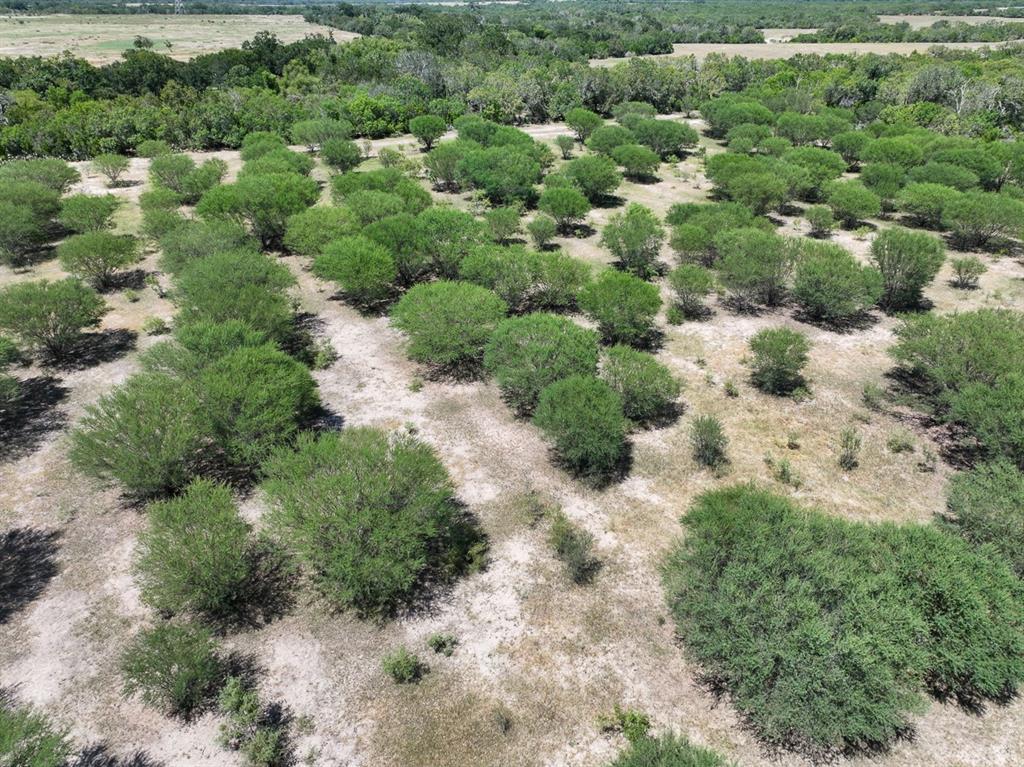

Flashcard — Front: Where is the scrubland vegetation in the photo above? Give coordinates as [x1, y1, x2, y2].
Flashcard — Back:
[2, 2, 1024, 766]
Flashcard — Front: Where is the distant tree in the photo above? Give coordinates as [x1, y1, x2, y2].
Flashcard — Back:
[554, 135, 575, 159]
[290, 118, 351, 151]
[564, 108, 603, 142]
[92, 153, 131, 187]
[409, 115, 447, 151]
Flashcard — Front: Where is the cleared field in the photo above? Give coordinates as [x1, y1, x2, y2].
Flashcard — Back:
[877, 13, 1024, 27]
[0, 13, 354, 63]
[591, 39, 1006, 64]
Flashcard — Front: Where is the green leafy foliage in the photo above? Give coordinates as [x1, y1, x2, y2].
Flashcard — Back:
[483, 312, 599, 414]
[945, 460, 1024, 576]
[313, 235, 397, 308]
[690, 414, 728, 468]
[579, 270, 661, 346]
[607, 733, 731, 767]
[599, 345, 680, 425]
[668, 264, 714, 319]
[0, 699, 72, 767]
[56, 231, 139, 287]
[197, 172, 319, 249]
[283, 206, 358, 257]
[58, 193, 119, 233]
[793, 241, 882, 323]
[263, 428, 481, 616]
[159, 219, 254, 275]
[599, 203, 665, 278]
[0, 278, 105, 357]
[870, 227, 945, 311]
[748, 327, 810, 395]
[533, 375, 627, 478]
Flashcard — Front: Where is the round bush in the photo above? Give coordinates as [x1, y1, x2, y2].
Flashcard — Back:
[561, 155, 622, 202]
[611, 143, 661, 181]
[0, 278, 106, 357]
[409, 115, 447, 150]
[599, 345, 680, 425]
[199, 344, 320, 469]
[196, 172, 319, 249]
[159, 219, 254, 276]
[70, 373, 209, 496]
[527, 214, 558, 249]
[538, 186, 590, 233]
[793, 241, 882, 323]
[608, 733, 730, 767]
[56, 231, 139, 287]
[415, 206, 487, 277]
[121, 622, 224, 719]
[870, 227, 945, 311]
[668, 264, 714, 318]
[314, 235, 397, 308]
[896, 182, 961, 229]
[321, 139, 363, 172]
[391, 281, 508, 373]
[579, 270, 661, 346]
[715, 228, 794, 307]
[599, 203, 665, 279]
[136, 479, 251, 620]
[263, 428, 476, 616]
[483, 313, 599, 414]
[826, 180, 881, 227]
[533, 375, 627, 478]
[282, 206, 358, 257]
[58, 193, 119, 233]
[748, 327, 811, 395]
[290, 118, 351, 151]
[0, 158, 79, 192]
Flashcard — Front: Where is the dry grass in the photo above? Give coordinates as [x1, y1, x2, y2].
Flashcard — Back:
[1, 122, 1023, 767]
[0, 13, 351, 63]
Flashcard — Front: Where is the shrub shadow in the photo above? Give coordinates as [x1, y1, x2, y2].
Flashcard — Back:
[0, 375, 68, 462]
[546, 439, 634, 490]
[50, 329, 137, 371]
[791, 308, 880, 334]
[100, 269, 148, 293]
[0, 527, 60, 624]
[73, 745, 165, 767]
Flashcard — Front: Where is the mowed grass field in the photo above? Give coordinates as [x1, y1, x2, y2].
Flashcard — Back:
[0, 13, 354, 63]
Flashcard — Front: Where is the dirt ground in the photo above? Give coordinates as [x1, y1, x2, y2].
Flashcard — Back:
[1, 121, 1023, 767]
[0, 14, 351, 63]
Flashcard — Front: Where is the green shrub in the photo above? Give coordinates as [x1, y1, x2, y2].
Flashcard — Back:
[861, 162, 906, 208]
[0, 278, 105, 357]
[415, 206, 487, 277]
[748, 327, 810, 395]
[427, 633, 458, 656]
[870, 227, 945, 311]
[409, 115, 447, 150]
[662, 485, 1024, 758]
[197, 173, 319, 249]
[140, 192, 185, 240]
[217, 677, 289, 767]
[690, 414, 727, 468]
[611, 144, 660, 180]
[70, 373, 209, 496]
[714, 228, 794, 307]
[838, 426, 861, 470]
[561, 155, 621, 202]
[599, 203, 664, 278]
[942, 191, 1024, 250]
[150, 154, 225, 204]
[599, 345, 680, 425]
[135, 479, 251, 620]
[826, 180, 881, 227]
[538, 186, 590, 233]
[607, 733, 730, 767]
[484, 204, 522, 244]
[263, 428, 479, 616]
[896, 182, 961, 229]
[332, 168, 433, 214]
[0, 157, 79, 192]
[548, 510, 600, 583]
[92, 153, 131, 186]
[783, 147, 847, 199]
[391, 281, 507, 373]
[137, 139, 172, 158]
[0, 179, 61, 221]
[455, 245, 539, 312]
[532, 249, 592, 311]
[58, 193, 119, 233]
[629, 117, 699, 159]
[344, 189, 407, 226]
[159, 219, 254, 275]
[483, 313, 599, 414]
[907, 161, 979, 191]
[945, 460, 1024, 576]
[0, 699, 72, 767]
[457, 146, 542, 205]
[527, 214, 558, 249]
[533, 375, 627, 478]
[290, 117, 351, 151]
[725, 170, 790, 216]
[792, 241, 882, 323]
[804, 205, 835, 237]
[364, 213, 430, 286]
[564, 107, 603, 142]
[0, 201, 52, 266]
[832, 130, 870, 165]
[57, 231, 139, 287]
[382, 647, 426, 683]
[282, 206, 357, 257]
[121, 622, 224, 719]
[199, 344, 320, 469]
[140, 320, 269, 379]
[313, 235, 397, 308]
[240, 132, 287, 161]
[950, 255, 986, 289]
[554, 134, 575, 159]
[424, 140, 472, 191]
[862, 137, 924, 169]
[321, 138, 363, 172]
[668, 264, 714, 319]
[175, 250, 296, 343]
[947, 374, 1024, 467]
[586, 125, 635, 156]
[579, 270, 661, 346]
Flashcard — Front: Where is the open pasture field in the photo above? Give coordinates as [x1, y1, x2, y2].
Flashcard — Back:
[0, 14, 349, 62]
[591, 39, 1006, 65]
